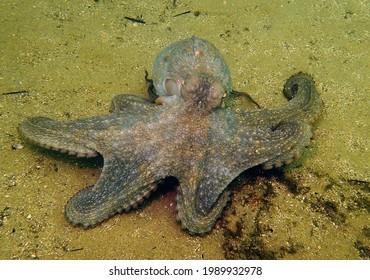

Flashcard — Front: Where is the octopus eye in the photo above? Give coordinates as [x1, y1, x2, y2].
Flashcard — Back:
[222, 92, 227, 98]
[164, 79, 180, 96]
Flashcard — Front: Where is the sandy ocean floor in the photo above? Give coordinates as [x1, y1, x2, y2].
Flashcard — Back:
[0, 0, 368, 259]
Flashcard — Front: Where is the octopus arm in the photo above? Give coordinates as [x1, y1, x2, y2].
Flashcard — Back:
[19, 116, 99, 158]
[65, 156, 161, 227]
[193, 118, 312, 218]
[19, 102, 161, 158]
[175, 170, 231, 234]
[263, 72, 322, 124]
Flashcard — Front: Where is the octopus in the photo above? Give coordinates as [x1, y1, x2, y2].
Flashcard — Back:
[19, 37, 322, 234]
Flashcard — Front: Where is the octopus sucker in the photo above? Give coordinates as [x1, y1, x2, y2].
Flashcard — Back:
[19, 37, 322, 234]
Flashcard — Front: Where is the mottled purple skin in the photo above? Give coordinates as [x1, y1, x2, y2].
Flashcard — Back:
[19, 37, 322, 234]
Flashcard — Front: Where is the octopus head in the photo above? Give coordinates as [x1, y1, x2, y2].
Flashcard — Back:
[156, 75, 228, 113]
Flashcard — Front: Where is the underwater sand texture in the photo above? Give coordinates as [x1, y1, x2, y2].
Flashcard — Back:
[0, 0, 368, 259]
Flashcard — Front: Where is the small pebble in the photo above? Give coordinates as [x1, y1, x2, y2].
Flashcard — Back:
[12, 143, 24, 150]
